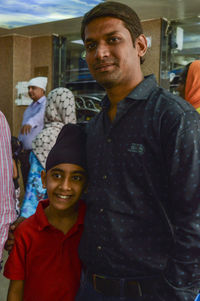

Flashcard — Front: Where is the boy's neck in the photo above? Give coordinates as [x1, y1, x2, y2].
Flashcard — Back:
[44, 204, 79, 235]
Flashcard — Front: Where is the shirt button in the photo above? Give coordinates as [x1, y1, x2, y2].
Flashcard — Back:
[97, 246, 102, 250]
[100, 208, 104, 213]
[102, 175, 107, 180]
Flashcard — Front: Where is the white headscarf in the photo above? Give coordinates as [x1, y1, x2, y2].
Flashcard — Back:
[32, 87, 76, 168]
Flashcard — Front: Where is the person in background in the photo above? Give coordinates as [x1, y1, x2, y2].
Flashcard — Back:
[4, 87, 77, 252]
[4, 123, 87, 301]
[11, 136, 23, 216]
[177, 60, 200, 113]
[18, 76, 48, 188]
[20, 87, 77, 219]
[75, 2, 200, 300]
[0, 112, 16, 271]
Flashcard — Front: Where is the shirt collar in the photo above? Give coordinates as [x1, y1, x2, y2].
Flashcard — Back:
[35, 199, 50, 231]
[101, 74, 158, 109]
[31, 95, 46, 106]
[35, 199, 86, 232]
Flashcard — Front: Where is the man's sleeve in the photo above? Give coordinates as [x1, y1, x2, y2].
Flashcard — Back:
[163, 109, 200, 293]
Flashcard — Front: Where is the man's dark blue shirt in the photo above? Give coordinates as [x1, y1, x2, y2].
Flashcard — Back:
[79, 74, 200, 296]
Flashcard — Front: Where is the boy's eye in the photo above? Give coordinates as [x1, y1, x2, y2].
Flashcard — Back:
[72, 175, 82, 181]
[52, 173, 62, 179]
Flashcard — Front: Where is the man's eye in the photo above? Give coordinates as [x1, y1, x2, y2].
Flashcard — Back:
[109, 37, 120, 43]
[85, 42, 96, 50]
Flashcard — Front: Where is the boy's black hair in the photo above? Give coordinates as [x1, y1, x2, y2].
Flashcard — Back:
[81, 1, 144, 63]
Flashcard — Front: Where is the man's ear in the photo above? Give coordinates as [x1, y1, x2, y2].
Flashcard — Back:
[136, 34, 148, 58]
[41, 170, 47, 188]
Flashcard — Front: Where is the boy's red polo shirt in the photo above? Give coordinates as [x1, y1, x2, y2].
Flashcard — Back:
[4, 199, 86, 301]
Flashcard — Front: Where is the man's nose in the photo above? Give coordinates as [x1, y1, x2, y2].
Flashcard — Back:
[95, 42, 110, 59]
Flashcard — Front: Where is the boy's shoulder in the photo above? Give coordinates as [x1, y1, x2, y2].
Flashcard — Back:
[15, 213, 37, 238]
[15, 199, 49, 238]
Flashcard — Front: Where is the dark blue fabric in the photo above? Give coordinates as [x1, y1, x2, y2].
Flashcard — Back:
[75, 271, 155, 301]
[79, 74, 200, 299]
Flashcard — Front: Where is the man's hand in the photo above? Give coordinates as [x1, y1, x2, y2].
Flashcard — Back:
[21, 124, 32, 135]
[4, 217, 26, 253]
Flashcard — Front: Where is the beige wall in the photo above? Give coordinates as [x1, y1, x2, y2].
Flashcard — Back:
[13, 35, 31, 136]
[0, 36, 14, 129]
[142, 18, 162, 82]
[31, 36, 53, 94]
[0, 34, 53, 135]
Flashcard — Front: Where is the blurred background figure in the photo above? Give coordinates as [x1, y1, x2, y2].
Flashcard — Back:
[177, 60, 200, 113]
[0, 112, 16, 271]
[20, 87, 77, 219]
[11, 136, 23, 216]
[18, 77, 48, 188]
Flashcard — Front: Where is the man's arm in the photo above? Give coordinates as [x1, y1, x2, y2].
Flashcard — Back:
[20, 124, 32, 135]
[7, 280, 24, 301]
[4, 218, 26, 253]
[162, 109, 200, 292]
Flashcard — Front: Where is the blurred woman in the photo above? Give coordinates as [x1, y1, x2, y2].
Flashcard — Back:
[177, 60, 200, 113]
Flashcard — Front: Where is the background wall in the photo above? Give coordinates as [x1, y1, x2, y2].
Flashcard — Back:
[0, 34, 53, 136]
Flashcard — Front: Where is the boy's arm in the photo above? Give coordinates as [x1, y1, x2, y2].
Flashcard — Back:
[7, 280, 24, 301]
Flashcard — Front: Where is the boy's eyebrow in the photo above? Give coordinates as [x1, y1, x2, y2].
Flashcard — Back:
[85, 30, 119, 43]
[50, 168, 86, 175]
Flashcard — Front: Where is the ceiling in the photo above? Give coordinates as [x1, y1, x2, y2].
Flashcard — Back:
[0, 0, 200, 37]
[114, 0, 200, 21]
[0, 0, 199, 71]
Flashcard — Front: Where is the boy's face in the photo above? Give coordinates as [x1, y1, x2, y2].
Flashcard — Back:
[41, 163, 87, 212]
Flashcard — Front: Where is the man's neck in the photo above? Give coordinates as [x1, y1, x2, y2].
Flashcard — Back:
[106, 76, 144, 121]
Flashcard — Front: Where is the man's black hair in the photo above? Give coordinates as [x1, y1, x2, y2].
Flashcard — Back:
[81, 1, 144, 63]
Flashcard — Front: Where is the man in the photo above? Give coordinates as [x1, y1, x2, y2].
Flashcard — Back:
[18, 76, 47, 187]
[76, 2, 200, 300]
[0, 111, 16, 271]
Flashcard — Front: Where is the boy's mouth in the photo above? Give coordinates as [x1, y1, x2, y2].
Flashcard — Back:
[57, 194, 71, 199]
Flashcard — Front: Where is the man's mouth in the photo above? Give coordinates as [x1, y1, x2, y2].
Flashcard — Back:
[94, 63, 114, 71]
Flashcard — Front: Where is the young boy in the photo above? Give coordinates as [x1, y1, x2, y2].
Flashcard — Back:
[4, 123, 87, 301]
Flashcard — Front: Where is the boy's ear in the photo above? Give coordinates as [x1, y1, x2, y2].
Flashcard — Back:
[41, 170, 47, 188]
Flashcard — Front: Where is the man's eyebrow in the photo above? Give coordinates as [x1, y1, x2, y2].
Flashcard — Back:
[85, 31, 120, 43]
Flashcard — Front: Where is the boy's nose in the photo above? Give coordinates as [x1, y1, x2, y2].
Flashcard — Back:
[60, 178, 72, 190]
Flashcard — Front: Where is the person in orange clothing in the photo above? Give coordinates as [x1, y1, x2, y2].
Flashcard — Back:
[178, 60, 200, 113]
[4, 123, 87, 301]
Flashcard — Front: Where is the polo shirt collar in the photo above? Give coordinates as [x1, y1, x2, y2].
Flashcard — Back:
[38, 95, 46, 103]
[101, 74, 158, 109]
[35, 199, 50, 231]
[35, 199, 86, 232]
[31, 95, 46, 106]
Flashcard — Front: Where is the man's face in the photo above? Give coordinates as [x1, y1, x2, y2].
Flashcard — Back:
[84, 17, 146, 89]
[28, 86, 44, 102]
[41, 163, 87, 213]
